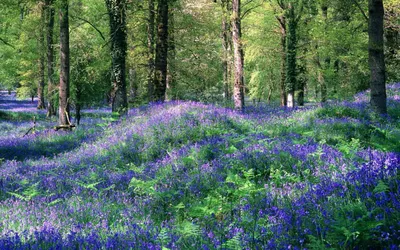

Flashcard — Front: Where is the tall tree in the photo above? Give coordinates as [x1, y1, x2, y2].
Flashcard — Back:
[105, 0, 128, 114]
[285, 3, 297, 108]
[46, 0, 56, 117]
[147, 0, 156, 102]
[166, 4, 176, 101]
[274, 0, 287, 106]
[232, 0, 245, 110]
[154, 0, 169, 102]
[58, 0, 70, 126]
[316, 2, 328, 104]
[37, 2, 46, 110]
[368, 0, 386, 114]
[221, 0, 232, 101]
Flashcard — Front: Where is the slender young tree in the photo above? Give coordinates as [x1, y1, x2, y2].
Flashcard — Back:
[166, 4, 176, 101]
[37, 2, 46, 110]
[58, 0, 70, 126]
[369, 0, 386, 114]
[221, 0, 232, 101]
[232, 0, 245, 110]
[46, 0, 56, 117]
[105, 0, 128, 114]
[154, 0, 169, 102]
[316, 3, 328, 104]
[147, 0, 156, 102]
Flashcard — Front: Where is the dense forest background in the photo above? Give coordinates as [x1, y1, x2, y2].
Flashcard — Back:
[0, 0, 399, 115]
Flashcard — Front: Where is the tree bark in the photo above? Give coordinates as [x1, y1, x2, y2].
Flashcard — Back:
[369, 0, 387, 114]
[286, 4, 297, 108]
[45, 0, 56, 117]
[320, 4, 328, 104]
[154, 0, 169, 102]
[297, 63, 306, 106]
[129, 68, 137, 101]
[166, 6, 175, 101]
[277, 14, 287, 106]
[58, 0, 70, 126]
[106, 0, 128, 114]
[221, 0, 232, 101]
[232, 0, 245, 111]
[37, 3, 46, 110]
[147, 0, 155, 102]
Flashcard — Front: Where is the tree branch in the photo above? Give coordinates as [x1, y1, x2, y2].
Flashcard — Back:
[351, 0, 369, 22]
[71, 15, 106, 41]
[241, 4, 263, 19]
[0, 37, 15, 49]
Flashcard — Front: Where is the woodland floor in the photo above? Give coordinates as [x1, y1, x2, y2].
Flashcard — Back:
[0, 86, 400, 249]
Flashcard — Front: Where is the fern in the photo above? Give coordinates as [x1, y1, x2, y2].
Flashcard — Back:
[176, 220, 201, 238]
[373, 180, 389, 194]
[222, 234, 242, 250]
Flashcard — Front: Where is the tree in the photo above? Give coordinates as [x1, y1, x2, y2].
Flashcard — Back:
[154, 0, 169, 102]
[273, 0, 287, 106]
[221, 0, 232, 101]
[46, 0, 56, 117]
[232, 0, 245, 110]
[105, 0, 128, 114]
[166, 3, 176, 101]
[147, 0, 156, 102]
[58, 0, 70, 126]
[368, 0, 386, 114]
[37, 2, 45, 109]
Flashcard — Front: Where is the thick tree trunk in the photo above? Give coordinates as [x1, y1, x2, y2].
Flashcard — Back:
[106, 0, 128, 114]
[58, 0, 70, 126]
[46, 0, 56, 117]
[369, 0, 387, 114]
[147, 0, 155, 102]
[154, 0, 169, 102]
[37, 4, 45, 110]
[221, 0, 232, 101]
[232, 0, 244, 111]
[286, 4, 297, 108]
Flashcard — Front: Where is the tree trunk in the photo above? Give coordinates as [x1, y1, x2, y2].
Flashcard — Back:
[106, 0, 128, 114]
[75, 85, 82, 125]
[278, 15, 287, 107]
[37, 4, 46, 110]
[297, 63, 306, 106]
[232, 0, 244, 111]
[286, 4, 297, 108]
[46, 0, 56, 117]
[221, 0, 232, 101]
[58, 0, 70, 126]
[369, 0, 386, 114]
[147, 0, 155, 102]
[320, 5, 328, 104]
[129, 68, 137, 101]
[166, 6, 175, 101]
[154, 0, 169, 102]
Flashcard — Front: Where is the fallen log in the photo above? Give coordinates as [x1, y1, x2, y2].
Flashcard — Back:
[54, 124, 76, 131]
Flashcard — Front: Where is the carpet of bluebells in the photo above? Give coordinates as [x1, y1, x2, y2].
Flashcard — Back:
[0, 84, 399, 249]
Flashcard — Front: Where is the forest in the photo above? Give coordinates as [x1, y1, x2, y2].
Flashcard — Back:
[0, 0, 399, 248]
